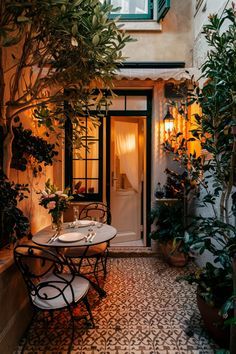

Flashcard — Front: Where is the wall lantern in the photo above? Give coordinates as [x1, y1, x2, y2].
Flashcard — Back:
[163, 108, 175, 132]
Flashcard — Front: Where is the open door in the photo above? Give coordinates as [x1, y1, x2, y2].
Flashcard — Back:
[109, 116, 146, 244]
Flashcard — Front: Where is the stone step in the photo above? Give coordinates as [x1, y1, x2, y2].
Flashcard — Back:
[109, 246, 161, 258]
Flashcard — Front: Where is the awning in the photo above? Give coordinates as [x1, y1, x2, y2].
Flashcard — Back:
[115, 67, 202, 82]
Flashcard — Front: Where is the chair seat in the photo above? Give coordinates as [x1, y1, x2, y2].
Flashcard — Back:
[32, 274, 89, 310]
[64, 242, 107, 258]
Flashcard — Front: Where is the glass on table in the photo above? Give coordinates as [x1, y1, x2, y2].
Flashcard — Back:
[97, 217, 103, 228]
[73, 206, 80, 224]
[88, 217, 95, 231]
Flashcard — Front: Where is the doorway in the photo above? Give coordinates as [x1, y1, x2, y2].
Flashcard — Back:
[106, 90, 152, 246]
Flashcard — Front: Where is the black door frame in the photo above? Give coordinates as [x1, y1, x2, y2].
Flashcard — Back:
[106, 89, 152, 246]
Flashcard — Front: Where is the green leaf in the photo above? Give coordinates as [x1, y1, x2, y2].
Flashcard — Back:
[72, 0, 83, 7]
[72, 24, 78, 36]
[17, 16, 30, 22]
[2, 36, 22, 47]
[92, 15, 98, 27]
[224, 317, 236, 325]
[92, 34, 100, 46]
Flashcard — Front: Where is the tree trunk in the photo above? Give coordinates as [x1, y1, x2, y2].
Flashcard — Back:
[230, 255, 236, 354]
[2, 105, 15, 178]
[3, 130, 14, 178]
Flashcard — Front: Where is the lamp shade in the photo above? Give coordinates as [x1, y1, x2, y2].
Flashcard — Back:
[163, 108, 174, 132]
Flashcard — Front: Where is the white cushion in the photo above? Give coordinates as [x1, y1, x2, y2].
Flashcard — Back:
[65, 243, 107, 258]
[31, 273, 89, 310]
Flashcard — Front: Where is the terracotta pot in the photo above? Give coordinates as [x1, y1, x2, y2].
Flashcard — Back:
[197, 293, 230, 348]
[159, 240, 188, 267]
[151, 239, 159, 252]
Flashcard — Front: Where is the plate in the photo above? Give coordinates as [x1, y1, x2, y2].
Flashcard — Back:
[58, 232, 85, 243]
[77, 220, 93, 227]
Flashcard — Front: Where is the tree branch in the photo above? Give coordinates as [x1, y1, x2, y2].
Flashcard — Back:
[0, 46, 5, 127]
[10, 28, 32, 102]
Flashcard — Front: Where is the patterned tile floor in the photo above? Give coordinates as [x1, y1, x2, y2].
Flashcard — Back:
[16, 258, 219, 354]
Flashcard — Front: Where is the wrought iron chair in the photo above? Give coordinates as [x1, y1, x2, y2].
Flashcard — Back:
[79, 202, 111, 225]
[14, 245, 94, 352]
[64, 203, 111, 283]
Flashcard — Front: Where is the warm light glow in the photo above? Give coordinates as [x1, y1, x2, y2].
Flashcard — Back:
[164, 120, 174, 132]
[163, 108, 175, 133]
[117, 133, 136, 154]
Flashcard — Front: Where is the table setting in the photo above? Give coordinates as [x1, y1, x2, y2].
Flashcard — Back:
[32, 221, 117, 248]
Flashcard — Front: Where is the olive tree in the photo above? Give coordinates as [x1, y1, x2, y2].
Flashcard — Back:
[0, 0, 131, 177]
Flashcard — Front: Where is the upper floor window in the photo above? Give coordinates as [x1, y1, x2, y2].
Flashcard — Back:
[103, 0, 170, 22]
[110, 0, 153, 20]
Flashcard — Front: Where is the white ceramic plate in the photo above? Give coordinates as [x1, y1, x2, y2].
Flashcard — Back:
[58, 232, 85, 243]
[77, 220, 93, 227]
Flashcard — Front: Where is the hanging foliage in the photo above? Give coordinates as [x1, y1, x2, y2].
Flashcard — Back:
[11, 121, 58, 177]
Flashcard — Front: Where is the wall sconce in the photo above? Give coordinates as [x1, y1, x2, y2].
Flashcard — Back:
[163, 108, 175, 132]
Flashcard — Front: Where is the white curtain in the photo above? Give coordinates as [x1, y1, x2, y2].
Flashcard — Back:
[115, 121, 139, 192]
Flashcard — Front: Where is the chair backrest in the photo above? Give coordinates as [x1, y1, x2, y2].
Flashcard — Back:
[79, 203, 111, 225]
[14, 245, 75, 306]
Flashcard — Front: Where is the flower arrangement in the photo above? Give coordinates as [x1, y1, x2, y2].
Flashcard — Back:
[39, 179, 73, 231]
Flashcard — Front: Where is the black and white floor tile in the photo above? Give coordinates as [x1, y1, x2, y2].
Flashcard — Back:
[16, 258, 219, 353]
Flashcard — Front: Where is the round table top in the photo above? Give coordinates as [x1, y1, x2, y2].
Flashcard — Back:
[32, 222, 117, 247]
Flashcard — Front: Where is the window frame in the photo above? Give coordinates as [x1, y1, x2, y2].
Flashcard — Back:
[65, 111, 103, 202]
[195, 0, 204, 12]
[109, 0, 153, 20]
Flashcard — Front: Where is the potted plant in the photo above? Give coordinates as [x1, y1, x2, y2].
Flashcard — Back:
[164, 6, 236, 350]
[178, 262, 232, 348]
[150, 200, 188, 266]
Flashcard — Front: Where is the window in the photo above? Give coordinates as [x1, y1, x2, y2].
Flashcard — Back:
[110, 0, 153, 20]
[157, 0, 170, 21]
[109, 95, 147, 110]
[65, 116, 103, 202]
[106, 0, 170, 22]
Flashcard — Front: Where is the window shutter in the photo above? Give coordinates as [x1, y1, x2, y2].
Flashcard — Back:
[157, 0, 170, 21]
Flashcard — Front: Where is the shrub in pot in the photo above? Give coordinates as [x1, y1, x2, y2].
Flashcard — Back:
[150, 201, 188, 266]
[179, 262, 232, 348]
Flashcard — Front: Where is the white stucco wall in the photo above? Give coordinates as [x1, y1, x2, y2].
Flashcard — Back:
[193, 0, 231, 68]
[122, 0, 193, 66]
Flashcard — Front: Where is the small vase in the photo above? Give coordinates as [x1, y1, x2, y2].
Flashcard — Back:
[51, 212, 63, 233]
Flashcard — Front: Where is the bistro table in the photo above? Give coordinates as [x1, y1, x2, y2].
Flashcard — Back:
[32, 222, 117, 297]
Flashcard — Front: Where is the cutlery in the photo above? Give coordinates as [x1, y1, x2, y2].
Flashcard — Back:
[89, 232, 96, 243]
[47, 231, 59, 244]
[85, 233, 92, 242]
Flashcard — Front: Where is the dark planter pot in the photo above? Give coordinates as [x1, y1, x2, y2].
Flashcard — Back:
[197, 293, 230, 348]
[159, 240, 188, 267]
